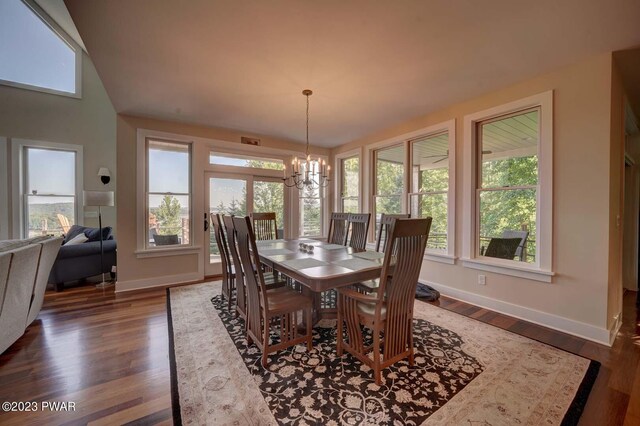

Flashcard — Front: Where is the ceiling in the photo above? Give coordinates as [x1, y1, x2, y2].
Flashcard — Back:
[64, 0, 640, 148]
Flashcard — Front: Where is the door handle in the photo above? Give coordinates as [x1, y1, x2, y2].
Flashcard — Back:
[204, 213, 209, 231]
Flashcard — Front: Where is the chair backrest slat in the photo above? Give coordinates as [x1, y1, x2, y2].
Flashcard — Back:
[233, 216, 267, 338]
[346, 213, 371, 250]
[251, 212, 278, 241]
[211, 213, 232, 280]
[223, 215, 246, 313]
[327, 212, 350, 245]
[375, 213, 410, 252]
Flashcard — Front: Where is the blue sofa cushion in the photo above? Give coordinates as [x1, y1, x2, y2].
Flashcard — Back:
[84, 226, 113, 242]
[64, 225, 112, 244]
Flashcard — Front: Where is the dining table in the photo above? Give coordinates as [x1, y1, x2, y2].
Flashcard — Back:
[255, 238, 388, 321]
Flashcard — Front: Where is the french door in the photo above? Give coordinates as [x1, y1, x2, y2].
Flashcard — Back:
[204, 172, 287, 276]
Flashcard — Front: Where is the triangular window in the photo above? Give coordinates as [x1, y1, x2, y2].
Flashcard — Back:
[0, 0, 80, 97]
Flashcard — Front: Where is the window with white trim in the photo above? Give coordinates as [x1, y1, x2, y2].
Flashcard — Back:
[23, 146, 78, 237]
[146, 139, 191, 248]
[476, 108, 539, 263]
[373, 144, 405, 234]
[409, 132, 450, 251]
[340, 156, 359, 213]
[463, 91, 553, 281]
[0, 0, 81, 97]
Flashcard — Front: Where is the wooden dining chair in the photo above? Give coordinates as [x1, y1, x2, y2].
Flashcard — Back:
[223, 215, 285, 321]
[221, 215, 247, 319]
[337, 217, 432, 385]
[375, 213, 410, 252]
[356, 213, 410, 294]
[233, 216, 314, 367]
[211, 213, 235, 311]
[250, 212, 278, 240]
[346, 213, 371, 250]
[327, 212, 350, 245]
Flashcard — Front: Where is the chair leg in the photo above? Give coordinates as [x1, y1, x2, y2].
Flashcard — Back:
[227, 277, 234, 311]
[336, 297, 344, 356]
[408, 319, 415, 366]
[261, 319, 270, 368]
[222, 277, 228, 301]
[306, 307, 313, 351]
[373, 329, 382, 385]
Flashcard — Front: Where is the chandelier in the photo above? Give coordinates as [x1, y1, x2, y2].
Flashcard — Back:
[283, 89, 330, 190]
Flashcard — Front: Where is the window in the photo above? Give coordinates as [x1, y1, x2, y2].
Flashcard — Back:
[208, 177, 247, 257]
[253, 179, 285, 232]
[299, 163, 323, 237]
[340, 156, 359, 213]
[463, 91, 553, 282]
[410, 132, 449, 251]
[363, 121, 455, 257]
[477, 109, 539, 263]
[147, 139, 191, 248]
[373, 144, 405, 234]
[0, 0, 81, 97]
[210, 152, 284, 170]
[23, 147, 77, 237]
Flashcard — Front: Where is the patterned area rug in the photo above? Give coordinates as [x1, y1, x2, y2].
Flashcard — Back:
[167, 282, 599, 425]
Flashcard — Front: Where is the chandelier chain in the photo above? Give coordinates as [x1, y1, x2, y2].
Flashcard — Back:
[306, 92, 310, 157]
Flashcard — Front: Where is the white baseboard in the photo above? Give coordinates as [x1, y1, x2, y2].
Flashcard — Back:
[115, 272, 202, 293]
[421, 280, 613, 347]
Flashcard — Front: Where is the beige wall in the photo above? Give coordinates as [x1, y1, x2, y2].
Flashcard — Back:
[332, 53, 619, 343]
[0, 52, 117, 235]
[116, 115, 329, 290]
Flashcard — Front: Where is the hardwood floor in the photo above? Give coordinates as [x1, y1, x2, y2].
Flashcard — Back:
[0, 282, 638, 425]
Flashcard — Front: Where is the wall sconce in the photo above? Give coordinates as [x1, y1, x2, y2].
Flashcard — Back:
[98, 167, 111, 185]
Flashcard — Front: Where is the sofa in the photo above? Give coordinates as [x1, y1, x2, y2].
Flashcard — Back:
[49, 225, 117, 291]
[0, 236, 62, 354]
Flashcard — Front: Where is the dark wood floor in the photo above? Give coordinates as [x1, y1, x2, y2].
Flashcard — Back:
[0, 282, 638, 425]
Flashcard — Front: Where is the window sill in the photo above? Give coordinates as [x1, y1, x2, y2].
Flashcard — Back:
[424, 252, 456, 265]
[135, 245, 201, 258]
[461, 257, 554, 283]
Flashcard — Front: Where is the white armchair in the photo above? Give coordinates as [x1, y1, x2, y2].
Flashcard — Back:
[0, 237, 62, 354]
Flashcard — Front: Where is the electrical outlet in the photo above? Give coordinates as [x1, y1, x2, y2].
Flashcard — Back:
[478, 274, 486, 285]
[111, 265, 117, 273]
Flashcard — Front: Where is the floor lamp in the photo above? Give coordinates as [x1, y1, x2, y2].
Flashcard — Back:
[83, 190, 115, 289]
